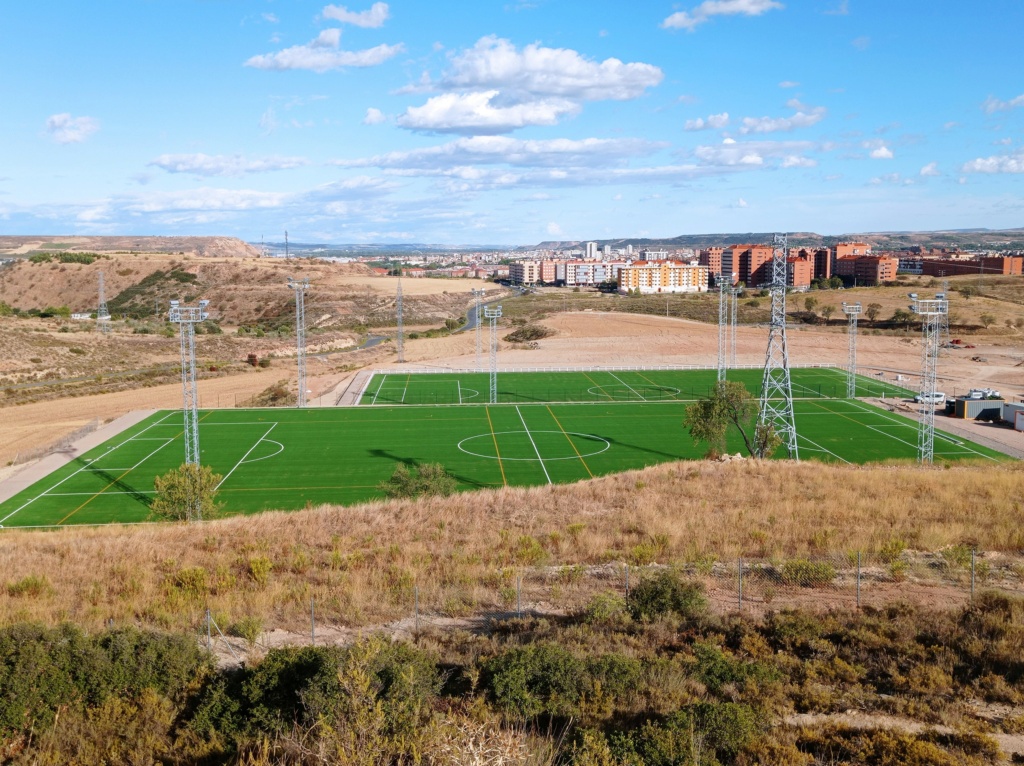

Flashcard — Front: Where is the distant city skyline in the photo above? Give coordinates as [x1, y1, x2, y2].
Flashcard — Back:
[1, 1, 1022, 243]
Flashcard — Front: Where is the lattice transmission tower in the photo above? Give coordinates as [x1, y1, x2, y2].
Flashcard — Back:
[169, 299, 209, 521]
[288, 277, 309, 407]
[717, 276, 728, 382]
[841, 302, 862, 398]
[757, 234, 799, 460]
[910, 292, 947, 464]
[97, 271, 111, 334]
[939, 280, 951, 351]
[485, 305, 502, 404]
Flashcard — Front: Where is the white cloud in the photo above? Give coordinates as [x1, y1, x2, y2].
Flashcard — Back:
[546, 222, 563, 236]
[982, 94, 1024, 114]
[778, 80, 799, 88]
[851, 36, 870, 51]
[684, 112, 729, 130]
[125, 188, 289, 213]
[335, 135, 662, 169]
[735, 197, 749, 208]
[45, 113, 99, 144]
[920, 162, 940, 177]
[693, 138, 814, 167]
[149, 153, 308, 177]
[363, 107, 387, 125]
[438, 36, 662, 101]
[662, 0, 783, 31]
[739, 100, 826, 133]
[396, 91, 578, 134]
[824, 0, 848, 15]
[322, 2, 390, 27]
[962, 151, 1024, 174]
[245, 29, 403, 72]
[259, 108, 279, 134]
[396, 37, 661, 133]
[782, 155, 817, 168]
[262, 13, 279, 23]
[869, 144, 893, 159]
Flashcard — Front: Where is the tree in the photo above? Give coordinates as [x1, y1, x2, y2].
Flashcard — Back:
[821, 304, 836, 323]
[829, 276, 844, 289]
[378, 462, 457, 499]
[150, 463, 223, 522]
[865, 302, 882, 323]
[979, 313, 996, 329]
[803, 296, 818, 315]
[683, 381, 780, 459]
[891, 308, 914, 329]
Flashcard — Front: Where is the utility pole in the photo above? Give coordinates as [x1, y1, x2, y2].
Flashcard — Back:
[97, 272, 111, 334]
[717, 276, 728, 382]
[485, 306, 502, 404]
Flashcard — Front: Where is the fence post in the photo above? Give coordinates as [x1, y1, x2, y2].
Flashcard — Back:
[311, 598, 315, 646]
[971, 550, 976, 604]
[856, 552, 862, 609]
[414, 585, 420, 633]
[516, 575, 522, 618]
[737, 557, 743, 612]
[625, 564, 630, 598]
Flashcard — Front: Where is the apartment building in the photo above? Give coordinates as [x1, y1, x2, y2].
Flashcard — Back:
[699, 247, 725, 275]
[834, 255, 899, 285]
[509, 260, 541, 285]
[786, 256, 813, 289]
[617, 261, 709, 294]
[722, 244, 774, 287]
[920, 255, 1023, 277]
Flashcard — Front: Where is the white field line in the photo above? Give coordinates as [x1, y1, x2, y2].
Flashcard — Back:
[457, 380, 463, 405]
[46, 490, 158, 497]
[216, 424, 278, 489]
[0, 412, 177, 525]
[401, 383, 408, 403]
[240, 440, 284, 464]
[516, 406, 552, 485]
[796, 434, 851, 464]
[371, 374, 387, 406]
[844, 400, 998, 462]
[607, 372, 647, 401]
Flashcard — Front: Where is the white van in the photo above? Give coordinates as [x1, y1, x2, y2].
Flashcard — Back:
[914, 392, 946, 404]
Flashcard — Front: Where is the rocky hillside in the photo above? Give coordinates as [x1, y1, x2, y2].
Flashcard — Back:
[0, 235, 260, 258]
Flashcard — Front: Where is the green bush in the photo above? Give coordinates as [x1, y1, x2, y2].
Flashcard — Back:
[779, 558, 837, 587]
[480, 643, 586, 720]
[626, 570, 708, 622]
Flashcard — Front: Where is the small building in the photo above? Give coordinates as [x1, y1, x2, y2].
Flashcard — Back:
[952, 397, 1004, 420]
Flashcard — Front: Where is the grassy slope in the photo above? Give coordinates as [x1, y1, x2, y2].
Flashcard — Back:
[0, 459, 1021, 633]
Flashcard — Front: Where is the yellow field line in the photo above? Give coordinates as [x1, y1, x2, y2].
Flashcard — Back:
[582, 372, 613, 399]
[485, 406, 508, 486]
[546, 406, 594, 478]
[57, 411, 215, 525]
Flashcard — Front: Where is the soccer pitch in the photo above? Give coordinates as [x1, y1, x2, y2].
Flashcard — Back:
[358, 366, 915, 406]
[0, 368, 1010, 528]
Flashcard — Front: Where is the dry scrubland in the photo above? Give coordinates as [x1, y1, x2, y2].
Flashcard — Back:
[1, 460, 1021, 634]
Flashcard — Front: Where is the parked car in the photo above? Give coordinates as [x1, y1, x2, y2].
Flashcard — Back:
[914, 392, 947, 404]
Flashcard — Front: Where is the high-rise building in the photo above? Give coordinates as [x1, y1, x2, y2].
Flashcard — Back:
[617, 261, 708, 294]
[585, 242, 598, 259]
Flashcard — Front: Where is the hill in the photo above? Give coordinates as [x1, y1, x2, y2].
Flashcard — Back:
[0, 235, 261, 258]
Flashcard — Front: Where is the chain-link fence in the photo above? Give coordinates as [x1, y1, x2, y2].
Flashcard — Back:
[200, 549, 1024, 662]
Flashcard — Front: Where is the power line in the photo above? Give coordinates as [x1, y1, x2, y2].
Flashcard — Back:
[757, 233, 798, 460]
[287, 277, 310, 407]
[841, 302, 862, 398]
[910, 292, 947, 464]
[168, 299, 209, 522]
[485, 305, 502, 404]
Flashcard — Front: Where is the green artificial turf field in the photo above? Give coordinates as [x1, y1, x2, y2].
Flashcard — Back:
[358, 366, 914, 406]
[0, 367, 1009, 528]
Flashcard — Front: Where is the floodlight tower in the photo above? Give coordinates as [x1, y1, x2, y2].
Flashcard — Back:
[910, 292, 948, 464]
[757, 234, 799, 460]
[485, 305, 502, 404]
[169, 299, 209, 521]
[395, 269, 405, 364]
[939, 280, 952, 350]
[287, 277, 309, 407]
[471, 288, 484, 371]
[730, 284, 740, 368]
[841, 302, 862, 398]
[96, 271, 111, 334]
[717, 276, 728, 382]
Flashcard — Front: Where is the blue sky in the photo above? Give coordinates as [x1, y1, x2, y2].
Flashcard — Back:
[1, 0, 1022, 244]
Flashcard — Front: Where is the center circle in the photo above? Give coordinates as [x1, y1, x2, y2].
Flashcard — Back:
[458, 431, 611, 461]
[585, 385, 681, 400]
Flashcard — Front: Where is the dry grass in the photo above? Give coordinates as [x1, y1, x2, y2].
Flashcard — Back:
[0, 459, 1021, 634]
